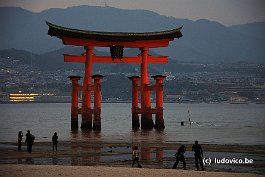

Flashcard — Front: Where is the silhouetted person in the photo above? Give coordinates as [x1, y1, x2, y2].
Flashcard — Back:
[192, 140, 204, 171]
[172, 145, 187, 170]
[132, 146, 142, 168]
[18, 131, 23, 151]
[52, 132, 58, 152]
[25, 130, 34, 153]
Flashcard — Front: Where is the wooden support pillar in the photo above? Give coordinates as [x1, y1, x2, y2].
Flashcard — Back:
[152, 75, 166, 129]
[68, 76, 82, 129]
[128, 76, 141, 129]
[140, 47, 153, 129]
[92, 75, 105, 130]
[81, 46, 93, 129]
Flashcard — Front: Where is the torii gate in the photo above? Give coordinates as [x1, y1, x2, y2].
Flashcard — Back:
[46, 22, 182, 130]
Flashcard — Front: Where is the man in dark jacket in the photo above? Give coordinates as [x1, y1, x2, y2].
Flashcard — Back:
[25, 130, 34, 153]
[192, 140, 204, 171]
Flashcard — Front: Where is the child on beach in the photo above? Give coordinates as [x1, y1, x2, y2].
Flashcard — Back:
[172, 145, 187, 170]
[132, 146, 142, 168]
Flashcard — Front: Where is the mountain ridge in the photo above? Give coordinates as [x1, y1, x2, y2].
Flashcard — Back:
[0, 6, 264, 63]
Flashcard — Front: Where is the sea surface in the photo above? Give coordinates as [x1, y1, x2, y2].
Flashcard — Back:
[0, 103, 264, 145]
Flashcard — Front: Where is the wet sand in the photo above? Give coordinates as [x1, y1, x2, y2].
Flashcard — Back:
[0, 141, 264, 175]
[1, 164, 265, 177]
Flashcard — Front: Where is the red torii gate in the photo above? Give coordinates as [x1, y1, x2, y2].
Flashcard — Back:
[47, 22, 182, 130]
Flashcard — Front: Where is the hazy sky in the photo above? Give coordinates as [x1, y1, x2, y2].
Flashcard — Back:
[1, 0, 265, 26]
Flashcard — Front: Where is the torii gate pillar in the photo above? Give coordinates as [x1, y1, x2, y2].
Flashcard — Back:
[92, 75, 105, 130]
[140, 47, 154, 129]
[152, 75, 167, 129]
[128, 76, 141, 128]
[81, 46, 93, 129]
[68, 76, 82, 129]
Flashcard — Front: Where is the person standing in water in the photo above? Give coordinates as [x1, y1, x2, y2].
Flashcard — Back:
[52, 132, 58, 152]
[25, 130, 34, 153]
[18, 131, 23, 151]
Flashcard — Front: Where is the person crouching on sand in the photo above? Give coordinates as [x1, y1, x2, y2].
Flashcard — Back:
[172, 145, 187, 170]
[132, 146, 142, 168]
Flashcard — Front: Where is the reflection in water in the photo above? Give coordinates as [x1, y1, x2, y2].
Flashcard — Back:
[52, 156, 58, 165]
[131, 129, 166, 144]
[17, 158, 22, 164]
[140, 147, 164, 167]
[71, 130, 102, 165]
[71, 130, 102, 142]
[132, 129, 165, 167]
[141, 147, 151, 160]
[68, 129, 167, 166]
[156, 148, 164, 161]
[26, 157, 34, 164]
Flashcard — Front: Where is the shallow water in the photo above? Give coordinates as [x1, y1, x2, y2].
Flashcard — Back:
[0, 103, 264, 145]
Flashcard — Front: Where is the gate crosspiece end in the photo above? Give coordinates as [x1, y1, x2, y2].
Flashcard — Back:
[128, 76, 141, 80]
[151, 75, 167, 80]
[91, 75, 105, 79]
[68, 76, 83, 80]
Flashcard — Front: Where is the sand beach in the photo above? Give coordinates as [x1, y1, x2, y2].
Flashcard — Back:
[0, 141, 264, 176]
[1, 164, 265, 177]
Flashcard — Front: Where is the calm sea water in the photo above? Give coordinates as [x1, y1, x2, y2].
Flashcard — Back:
[0, 103, 264, 145]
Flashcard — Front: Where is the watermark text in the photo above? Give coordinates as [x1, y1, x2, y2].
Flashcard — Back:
[203, 157, 253, 166]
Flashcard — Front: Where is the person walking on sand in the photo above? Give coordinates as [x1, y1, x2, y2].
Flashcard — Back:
[172, 145, 187, 170]
[25, 130, 35, 153]
[18, 131, 23, 151]
[132, 146, 142, 168]
[192, 140, 205, 171]
[52, 132, 58, 152]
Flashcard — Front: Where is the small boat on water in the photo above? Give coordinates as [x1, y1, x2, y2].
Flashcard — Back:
[256, 97, 265, 104]
[229, 96, 248, 104]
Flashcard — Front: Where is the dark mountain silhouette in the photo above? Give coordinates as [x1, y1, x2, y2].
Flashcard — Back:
[0, 6, 264, 63]
[230, 22, 265, 40]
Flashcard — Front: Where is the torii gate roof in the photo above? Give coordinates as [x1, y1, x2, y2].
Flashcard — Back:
[46, 21, 182, 47]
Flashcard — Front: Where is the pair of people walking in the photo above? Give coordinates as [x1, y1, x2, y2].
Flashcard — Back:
[172, 140, 204, 171]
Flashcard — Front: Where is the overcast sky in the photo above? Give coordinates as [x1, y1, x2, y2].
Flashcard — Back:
[1, 0, 265, 26]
